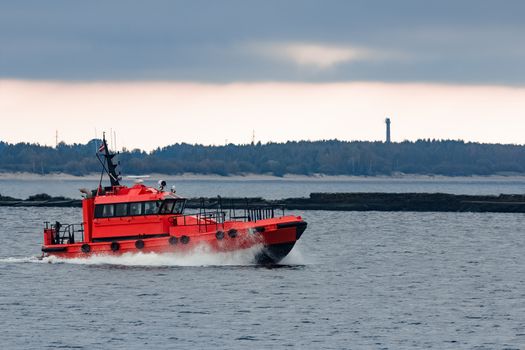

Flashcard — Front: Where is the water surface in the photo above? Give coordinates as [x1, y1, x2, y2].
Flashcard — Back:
[1, 205, 524, 349]
[2, 176, 525, 200]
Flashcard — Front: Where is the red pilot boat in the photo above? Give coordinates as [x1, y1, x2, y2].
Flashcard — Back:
[41, 136, 307, 264]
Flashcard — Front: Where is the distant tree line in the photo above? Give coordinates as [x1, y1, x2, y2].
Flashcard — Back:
[1, 139, 525, 177]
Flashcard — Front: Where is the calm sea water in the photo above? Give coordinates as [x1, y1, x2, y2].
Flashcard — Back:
[0, 180, 524, 349]
[1, 176, 525, 200]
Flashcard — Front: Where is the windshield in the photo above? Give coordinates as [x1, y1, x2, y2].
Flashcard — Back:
[159, 199, 185, 214]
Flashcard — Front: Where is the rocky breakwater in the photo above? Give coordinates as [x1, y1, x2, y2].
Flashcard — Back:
[282, 192, 525, 213]
[3, 192, 525, 213]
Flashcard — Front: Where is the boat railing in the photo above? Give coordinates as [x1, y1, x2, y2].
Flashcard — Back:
[243, 205, 285, 222]
[179, 211, 226, 232]
[223, 196, 285, 222]
[44, 221, 84, 244]
[179, 197, 285, 232]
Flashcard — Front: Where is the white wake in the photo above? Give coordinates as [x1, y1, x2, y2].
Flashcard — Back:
[0, 244, 306, 267]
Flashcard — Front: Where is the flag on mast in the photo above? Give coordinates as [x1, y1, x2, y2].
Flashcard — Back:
[98, 143, 106, 153]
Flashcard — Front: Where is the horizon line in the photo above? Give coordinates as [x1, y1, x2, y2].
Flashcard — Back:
[2, 137, 524, 151]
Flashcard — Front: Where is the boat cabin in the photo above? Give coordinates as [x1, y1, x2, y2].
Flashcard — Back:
[83, 183, 187, 243]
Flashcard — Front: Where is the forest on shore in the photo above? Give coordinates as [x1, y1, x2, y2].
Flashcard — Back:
[1, 139, 524, 177]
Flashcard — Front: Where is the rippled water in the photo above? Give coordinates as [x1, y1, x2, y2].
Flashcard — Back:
[2, 176, 525, 200]
[1, 180, 524, 349]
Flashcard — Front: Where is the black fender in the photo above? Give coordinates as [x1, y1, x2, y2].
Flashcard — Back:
[227, 229, 238, 238]
[41, 246, 67, 253]
[110, 241, 120, 251]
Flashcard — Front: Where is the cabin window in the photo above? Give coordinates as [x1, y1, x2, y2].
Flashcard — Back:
[129, 202, 143, 215]
[94, 204, 114, 218]
[115, 203, 128, 216]
[94, 200, 165, 219]
[144, 201, 159, 215]
[159, 199, 185, 214]
[173, 200, 185, 214]
[159, 200, 175, 214]
[102, 204, 114, 217]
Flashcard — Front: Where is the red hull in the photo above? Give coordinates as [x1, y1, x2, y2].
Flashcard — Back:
[42, 216, 307, 264]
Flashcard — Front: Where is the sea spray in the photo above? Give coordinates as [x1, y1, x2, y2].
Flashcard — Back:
[280, 246, 307, 265]
[0, 244, 306, 267]
[40, 244, 267, 267]
[0, 256, 44, 264]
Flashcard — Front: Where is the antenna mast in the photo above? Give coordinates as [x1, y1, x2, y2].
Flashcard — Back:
[97, 132, 121, 187]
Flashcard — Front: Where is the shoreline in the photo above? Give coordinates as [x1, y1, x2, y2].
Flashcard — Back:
[2, 172, 525, 182]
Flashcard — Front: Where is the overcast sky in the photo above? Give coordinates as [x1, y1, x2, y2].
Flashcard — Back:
[1, 1, 525, 149]
[2, 0, 524, 84]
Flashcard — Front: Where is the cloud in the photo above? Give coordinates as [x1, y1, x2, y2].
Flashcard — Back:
[246, 42, 405, 69]
[1, 1, 525, 84]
